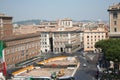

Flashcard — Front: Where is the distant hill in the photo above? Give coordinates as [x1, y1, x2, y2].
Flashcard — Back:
[13, 19, 47, 25]
[13, 19, 108, 25]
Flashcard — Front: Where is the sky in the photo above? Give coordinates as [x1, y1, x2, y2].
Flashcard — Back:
[0, 0, 120, 22]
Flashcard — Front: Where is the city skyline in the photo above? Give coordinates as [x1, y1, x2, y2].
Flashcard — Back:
[0, 0, 120, 22]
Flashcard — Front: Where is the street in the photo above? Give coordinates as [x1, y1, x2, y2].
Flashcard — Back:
[73, 50, 98, 80]
[7, 49, 99, 80]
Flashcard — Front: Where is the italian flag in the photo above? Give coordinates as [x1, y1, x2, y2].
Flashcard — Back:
[0, 41, 6, 76]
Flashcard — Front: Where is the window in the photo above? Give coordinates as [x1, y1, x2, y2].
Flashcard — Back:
[6, 59, 10, 63]
[87, 36, 89, 38]
[44, 34, 47, 37]
[45, 42, 47, 44]
[68, 22, 70, 26]
[114, 21, 117, 25]
[6, 50, 10, 54]
[114, 27, 117, 32]
[91, 42, 93, 45]
[87, 39, 89, 41]
[66, 21, 67, 26]
[113, 12, 117, 19]
[95, 39, 96, 41]
[21, 52, 24, 56]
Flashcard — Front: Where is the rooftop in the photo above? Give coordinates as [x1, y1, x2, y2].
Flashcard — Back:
[108, 3, 120, 11]
[0, 13, 12, 18]
[3, 32, 40, 42]
[14, 24, 82, 34]
[84, 27, 108, 33]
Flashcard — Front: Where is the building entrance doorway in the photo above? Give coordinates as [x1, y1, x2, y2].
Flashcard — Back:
[60, 47, 63, 52]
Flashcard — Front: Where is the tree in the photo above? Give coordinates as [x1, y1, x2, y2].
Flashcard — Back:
[95, 39, 120, 71]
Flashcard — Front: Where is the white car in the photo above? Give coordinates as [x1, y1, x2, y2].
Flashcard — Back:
[83, 63, 87, 67]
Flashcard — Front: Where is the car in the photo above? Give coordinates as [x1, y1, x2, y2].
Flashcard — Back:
[82, 53, 86, 57]
[58, 76, 75, 80]
[83, 63, 87, 67]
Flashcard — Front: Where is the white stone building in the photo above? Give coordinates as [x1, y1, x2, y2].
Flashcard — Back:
[40, 32, 51, 53]
[40, 27, 83, 53]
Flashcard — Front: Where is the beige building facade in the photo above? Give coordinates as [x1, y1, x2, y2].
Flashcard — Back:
[0, 14, 41, 69]
[84, 26, 108, 52]
[4, 33, 41, 68]
[108, 3, 120, 38]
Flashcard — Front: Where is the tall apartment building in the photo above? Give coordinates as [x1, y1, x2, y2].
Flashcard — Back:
[0, 14, 13, 40]
[108, 3, 120, 38]
[84, 25, 108, 52]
